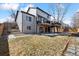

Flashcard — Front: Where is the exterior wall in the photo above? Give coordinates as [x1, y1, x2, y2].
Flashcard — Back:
[36, 9, 51, 33]
[16, 11, 22, 32]
[37, 9, 50, 19]
[28, 8, 50, 19]
[37, 26, 40, 33]
[16, 7, 52, 34]
[28, 8, 37, 16]
[77, 28, 79, 32]
[36, 9, 50, 33]
[37, 26, 45, 33]
[22, 13, 36, 34]
[73, 12, 79, 28]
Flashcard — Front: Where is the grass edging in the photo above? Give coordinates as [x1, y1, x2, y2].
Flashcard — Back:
[61, 39, 70, 56]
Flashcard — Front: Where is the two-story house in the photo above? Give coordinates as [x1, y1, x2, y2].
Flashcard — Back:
[15, 7, 52, 34]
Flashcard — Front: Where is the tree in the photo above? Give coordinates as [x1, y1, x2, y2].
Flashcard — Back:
[9, 9, 16, 19]
[7, 5, 21, 32]
[49, 3, 70, 23]
[48, 3, 70, 32]
[72, 12, 79, 28]
[8, 7, 20, 22]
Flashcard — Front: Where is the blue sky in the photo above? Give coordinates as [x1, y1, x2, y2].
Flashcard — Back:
[0, 3, 49, 19]
[0, 3, 79, 24]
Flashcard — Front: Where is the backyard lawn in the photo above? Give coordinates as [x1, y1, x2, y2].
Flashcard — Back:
[5, 35, 74, 56]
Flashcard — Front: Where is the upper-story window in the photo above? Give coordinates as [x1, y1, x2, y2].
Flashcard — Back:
[43, 18, 47, 22]
[38, 16, 43, 22]
[29, 17, 32, 22]
[26, 16, 32, 22]
[47, 15, 50, 19]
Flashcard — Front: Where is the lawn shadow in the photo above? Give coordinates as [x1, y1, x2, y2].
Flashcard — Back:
[37, 32, 58, 37]
[70, 33, 79, 37]
[0, 32, 10, 56]
[41, 32, 71, 37]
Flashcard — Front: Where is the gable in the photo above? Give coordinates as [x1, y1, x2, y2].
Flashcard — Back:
[27, 7, 51, 19]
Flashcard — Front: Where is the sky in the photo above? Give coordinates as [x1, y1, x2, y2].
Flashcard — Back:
[0, 3, 79, 25]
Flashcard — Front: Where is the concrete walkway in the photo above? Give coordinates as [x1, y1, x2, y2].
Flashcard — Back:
[8, 34, 34, 40]
[64, 37, 79, 56]
[8, 32, 70, 40]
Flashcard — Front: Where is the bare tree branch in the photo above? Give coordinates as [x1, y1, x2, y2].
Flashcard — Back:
[72, 12, 79, 28]
[9, 9, 16, 18]
[60, 4, 70, 22]
[56, 3, 61, 22]
[8, 5, 20, 22]
[49, 3, 70, 23]
[48, 4, 56, 21]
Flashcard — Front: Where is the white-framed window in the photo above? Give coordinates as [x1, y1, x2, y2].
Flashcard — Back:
[26, 16, 32, 22]
[27, 26, 31, 30]
[38, 16, 42, 21]
[29, 16, 32, 22]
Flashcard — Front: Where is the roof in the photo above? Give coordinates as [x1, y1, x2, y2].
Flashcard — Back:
[15, 10, 35, 22]
[27, 7, 51, 16]
[15, 10, 19, 22]
[21, 11, 35, 17]
[15, 7, 51, 22]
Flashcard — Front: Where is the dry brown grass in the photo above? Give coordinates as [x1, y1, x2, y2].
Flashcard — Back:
[7, 35, 74, 56]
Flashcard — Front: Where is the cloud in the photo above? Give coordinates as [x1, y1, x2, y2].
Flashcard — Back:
[63, 19, 72, 26]
[59, 4, 64, 9]
[0, 16, 15, 23]
[56, 3, 64, 9]
[0, 3, 19, 10]
[75, 9, 79, 13]
[21, 3, 34, 11]
[7, 16, 15, 23]
[0, 18, 7, 23]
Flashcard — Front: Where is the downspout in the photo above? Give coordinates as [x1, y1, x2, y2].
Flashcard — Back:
[36, 16, 37, 34]
[36, 9, 38, 34]
[22, 13, 23, 33]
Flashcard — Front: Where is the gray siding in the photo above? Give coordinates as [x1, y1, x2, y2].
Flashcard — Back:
[16, 7, 51, 34]
[28, 8, 50, 19]
[22, 13, 36, 34]
[37, 9, 49, 19]
[28, 8, 37, 16]
[27, 8, 51, 33]
[16, 11, 22, 32]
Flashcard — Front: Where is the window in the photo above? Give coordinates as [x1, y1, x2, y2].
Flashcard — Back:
[27, 26, 31, 30]
[47, 15, 49, 18]
[29, 17, 32, 22]
[38, 16, 42, 21]
[39, 27, 44, 33]
[26, 16, 32, 22]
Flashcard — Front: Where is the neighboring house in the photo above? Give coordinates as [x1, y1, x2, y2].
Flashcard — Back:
[73, 11, 79, 32]
[15, 7, 52, 34]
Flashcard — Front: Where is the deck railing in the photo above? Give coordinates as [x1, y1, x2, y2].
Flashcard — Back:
[37, 20, 50, 24]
